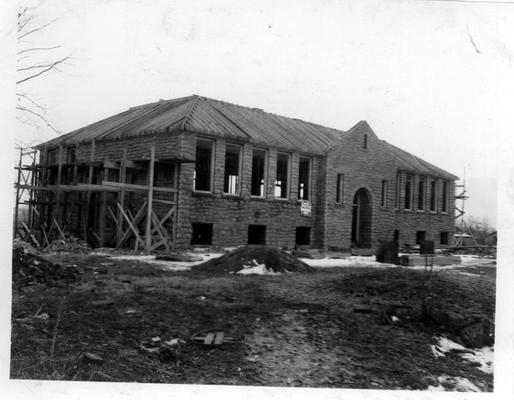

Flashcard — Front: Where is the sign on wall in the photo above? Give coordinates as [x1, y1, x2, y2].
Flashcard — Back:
[300, 200, 312, 216]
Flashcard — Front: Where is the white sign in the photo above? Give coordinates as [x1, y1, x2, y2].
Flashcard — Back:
[300, 200, 312, 216]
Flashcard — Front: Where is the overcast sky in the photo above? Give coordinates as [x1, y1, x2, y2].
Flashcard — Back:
[13, 0, 514, 227]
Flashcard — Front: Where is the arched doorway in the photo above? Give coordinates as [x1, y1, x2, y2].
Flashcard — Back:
[351, 188, 372, 248]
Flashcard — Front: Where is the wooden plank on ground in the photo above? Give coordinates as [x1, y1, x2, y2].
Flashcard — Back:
[214, 332, 224, 345]
[204, 332, 215, 345]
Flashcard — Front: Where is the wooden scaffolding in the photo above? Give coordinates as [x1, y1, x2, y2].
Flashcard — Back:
[14, 144, 179, 253]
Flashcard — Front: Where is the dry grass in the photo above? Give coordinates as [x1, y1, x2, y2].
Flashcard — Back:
[10, 253, 495, 390]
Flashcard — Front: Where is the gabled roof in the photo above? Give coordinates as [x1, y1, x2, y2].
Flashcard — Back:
[39, 95, 343, 155]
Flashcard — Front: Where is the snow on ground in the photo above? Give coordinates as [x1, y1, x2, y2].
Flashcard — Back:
[235, 259, 283, 275]
[459, 254, 496, 266]
[108, 253, 224, 271]
[430, 336, 494, 374]
[427, 375, 481, 392]
[300, 256, 396, 268]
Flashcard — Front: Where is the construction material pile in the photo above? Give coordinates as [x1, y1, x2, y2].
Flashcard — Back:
[12, 247, 79, 288]
[193, 245, 314, 274]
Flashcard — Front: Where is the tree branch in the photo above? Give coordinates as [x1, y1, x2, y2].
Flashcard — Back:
[18, 62, 63, 72]
[16, 56, 70, 85]
[18, 45, 62, 55]
[17, 21, 52, 40]
[17, 93, 46, 113]
[16, 106, 61, 133]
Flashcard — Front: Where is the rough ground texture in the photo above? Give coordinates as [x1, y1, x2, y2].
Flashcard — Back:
[10, 251, 495, 391]
[192, 245, 313, 274]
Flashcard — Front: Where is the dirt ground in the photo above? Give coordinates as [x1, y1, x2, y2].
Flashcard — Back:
[10, 250, 495, 391]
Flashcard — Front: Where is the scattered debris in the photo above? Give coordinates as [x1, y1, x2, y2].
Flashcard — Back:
[46, 236, 91, 253]
[91, 299, 114, 306]
[82, 352, 105, 364]
[191, 331, 244, 346]
[12, 247, 79, 288]
[139, 336, 187, 361]
[193, 246, 314, 274]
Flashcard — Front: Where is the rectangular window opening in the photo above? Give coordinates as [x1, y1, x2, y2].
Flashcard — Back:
[298, 157, 311, 201]
[430, 179, 437, 212]
[248, 225, 266, 245]
[194, 140, 213, 192]
[274, 153, 289, 198]
[381, 180, 388, 207]
[191, 223, 213, 245]
[336, 174, 344, 203]
[224, 145, 241, 195]
[417, 178, 425, 211]
[154, 163, 176, 188]
[404, 174, 413, 210]
[251, 149, 266, 197]
[441, 181, 449, 213]
[416, 231, 426, 245]
[66, 147, 76, 164]
[440, 231, 449, 246]
[296, 227, 311, 246]
[47, 149, 57, 165]
[395, 173, 401, 209]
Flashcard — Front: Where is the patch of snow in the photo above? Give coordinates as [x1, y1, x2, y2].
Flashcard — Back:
[427, 375, 481, 392]
[301, 256, 396, 268]
[108, 253, 224, 271]
[459, 272, 481, 277]
[236, 259, 282, 275]
[431, 336, 494, 374]
[459, 254, 496, 266]
[110, 255, 155, 261]
[404, 264, 459, 271]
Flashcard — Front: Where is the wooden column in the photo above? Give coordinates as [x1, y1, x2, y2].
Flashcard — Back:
[84, 140, 95, 242]
[13, 147, 23, 237]
[55, 145, 63, 228]
[145, 146, 155, 253]
[116, 148, 127, 246]
[172, 163, 178, 250]
[98, 162, 107, 247]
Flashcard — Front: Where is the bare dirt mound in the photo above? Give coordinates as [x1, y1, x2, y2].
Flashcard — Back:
[192, 246, 314, 274]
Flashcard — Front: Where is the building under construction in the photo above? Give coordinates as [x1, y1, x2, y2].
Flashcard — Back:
[14, 95, 459, 252]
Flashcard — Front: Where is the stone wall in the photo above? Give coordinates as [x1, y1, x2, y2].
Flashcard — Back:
[321, 122, 456, 249]
[175, 135, 322, 248]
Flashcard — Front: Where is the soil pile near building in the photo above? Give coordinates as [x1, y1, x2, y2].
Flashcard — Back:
[192, 245, 314, 274]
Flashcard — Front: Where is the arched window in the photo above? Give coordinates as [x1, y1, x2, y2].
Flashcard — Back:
[363, 134, 368, 149]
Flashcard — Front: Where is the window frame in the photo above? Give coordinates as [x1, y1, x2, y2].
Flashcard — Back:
[274, 152, 290, 199]
[336, 174, 345, 204]
[298, 156, 312, 201]
[441, 180, 449, 213]
[193, 139, 215, 193]
[395, 173, 401, 210]
[223, 143, 242, 196]
[250, 147, 268, 198]
[404, 174, 413, 211]
[381, 179, 388, 208]
[417, 177, 426, 211]
[430, 178, 438, 212]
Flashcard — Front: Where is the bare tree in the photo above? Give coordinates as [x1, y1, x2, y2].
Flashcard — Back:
[16, 4, 70, 135]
